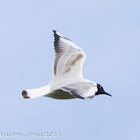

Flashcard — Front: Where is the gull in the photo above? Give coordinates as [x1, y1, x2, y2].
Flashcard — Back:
[22, 30, 111, 99]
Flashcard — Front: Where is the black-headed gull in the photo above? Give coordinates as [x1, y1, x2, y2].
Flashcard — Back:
[22, 30, 111, 99]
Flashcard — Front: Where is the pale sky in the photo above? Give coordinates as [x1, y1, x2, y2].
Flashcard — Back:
[0, 0, 140, 140]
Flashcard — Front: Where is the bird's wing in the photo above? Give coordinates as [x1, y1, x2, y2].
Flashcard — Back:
[53, 30, 86, 78]
[61, 82, 97, 99]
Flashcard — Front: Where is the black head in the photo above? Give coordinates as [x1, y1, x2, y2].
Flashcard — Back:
[95, 84, 112, 97]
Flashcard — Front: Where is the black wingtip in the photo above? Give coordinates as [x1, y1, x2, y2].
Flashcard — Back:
[52, 30, 57, 33]
[22, 90, 30, 99]
[52, 30, 70, 41]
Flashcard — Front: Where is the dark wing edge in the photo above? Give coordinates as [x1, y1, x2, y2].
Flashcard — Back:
[61, 82, 95, 100]
[53, 30, 70, 75]
[52, 30, 85, 76]
[53, 30, 71, 43]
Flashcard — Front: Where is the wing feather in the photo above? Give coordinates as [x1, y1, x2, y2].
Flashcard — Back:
[61, 82, 97, 99]
[53, 30, 86, 78]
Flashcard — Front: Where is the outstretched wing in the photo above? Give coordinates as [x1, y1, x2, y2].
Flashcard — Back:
[61, 82, 97, 99]
[53, 30, 86, 78]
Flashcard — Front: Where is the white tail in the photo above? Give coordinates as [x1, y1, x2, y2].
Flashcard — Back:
[22, 85, 52, 98]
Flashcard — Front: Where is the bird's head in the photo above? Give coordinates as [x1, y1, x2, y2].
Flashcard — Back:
[95, 84, 112, 97]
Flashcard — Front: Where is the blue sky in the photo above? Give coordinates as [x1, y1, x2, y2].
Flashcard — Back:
[0, 0, 140, 139]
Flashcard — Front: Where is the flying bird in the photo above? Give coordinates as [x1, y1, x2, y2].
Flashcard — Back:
[22, 30, 111, 99]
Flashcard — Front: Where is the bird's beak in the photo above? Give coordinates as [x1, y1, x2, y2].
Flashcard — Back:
[95, 91, 112, 97]
[103, 92, 112, 97]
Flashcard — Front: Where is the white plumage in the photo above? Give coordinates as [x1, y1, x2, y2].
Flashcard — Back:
[22, 30, 111, 100]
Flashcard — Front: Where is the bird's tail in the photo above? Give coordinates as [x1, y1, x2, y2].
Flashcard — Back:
[22, 85, 51, 99]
